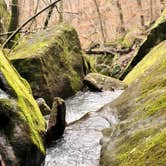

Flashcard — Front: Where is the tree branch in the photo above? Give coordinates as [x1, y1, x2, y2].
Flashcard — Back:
[2, 0, 61, 48]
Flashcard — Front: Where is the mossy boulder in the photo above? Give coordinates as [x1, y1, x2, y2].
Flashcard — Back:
[8, 24, 84, 105]
[120, 9, 166, 80]
[0, 50, 46, 165]
[100, 40, 166, 165]
[84, 73, 127, 91]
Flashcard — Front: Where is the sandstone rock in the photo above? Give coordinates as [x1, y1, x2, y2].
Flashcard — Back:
[46, 97, 66, 145]
[8, 24, 84, 106]
[36, 98, 51, 116]
[84, 73, 127, 92]
[0, 50, 46, 165]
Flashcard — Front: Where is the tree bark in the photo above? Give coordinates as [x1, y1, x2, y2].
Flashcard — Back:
[150, 0, 153, 22]
[7, 0, 19, 48]
[59, 0, 63, 22]
[28, 0, 40, 30]
[136, 0, 145, 27]
[116, 0, 125, 34]
[44, 4, 55, 29]
[160, 0, 165, 13]
[3, 0, 61, 49]
[93, 0, 106, 44]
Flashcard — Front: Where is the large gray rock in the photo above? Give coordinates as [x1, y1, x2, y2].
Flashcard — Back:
[84, 73, 127, 92]
[9, 24, 84, 106]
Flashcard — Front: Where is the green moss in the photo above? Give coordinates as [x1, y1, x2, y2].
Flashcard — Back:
[8, 24, 83, 104]
[124, 41, 166, 85]
[101, 39, 166, 165]
[9, 24, 75, 60]
[152, 8, 166, 29]
[0, 50, 45, 153]
[82, 53, 97, 74]
[120, 9, 166, 80]
[116, 128, 166, 165]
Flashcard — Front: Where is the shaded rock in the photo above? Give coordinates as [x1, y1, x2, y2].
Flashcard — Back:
[100, 41, 166, 165]
[8, 24, 84, 106]
[36, 98, 51, 116]
[120, 9, 166, 80]
[84, 73, 127, 92]
[0, 50, 46, 165]
[46, 97, 66, 145]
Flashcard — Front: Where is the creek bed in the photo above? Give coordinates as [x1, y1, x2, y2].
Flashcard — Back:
[44, 90, 123, 166]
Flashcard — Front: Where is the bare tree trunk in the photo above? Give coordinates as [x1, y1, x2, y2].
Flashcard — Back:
[3, 0, 61, 48]
[93, 0, 106, 44]
[28, 0, 40, 30]
[150, 0, 153, 22]
[7, 0, 19, 48]
[160, 0, 165, 13]
[44, 4, 55, 29]
[116, 0, 125, 34]
[136, 0, 145, 27]
[59, 0, 63, 22]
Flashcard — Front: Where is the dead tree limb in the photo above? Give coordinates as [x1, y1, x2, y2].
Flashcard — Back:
[2, 0, 61, 48]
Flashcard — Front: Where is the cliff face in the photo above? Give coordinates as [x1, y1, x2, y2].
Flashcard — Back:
[100, 10, 166, 165]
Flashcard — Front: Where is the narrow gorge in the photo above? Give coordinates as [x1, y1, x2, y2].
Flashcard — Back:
[0, 1, 166, 166]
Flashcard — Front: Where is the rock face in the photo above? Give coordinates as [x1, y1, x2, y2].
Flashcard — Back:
[100, 41, 166, 164]
[9, 24, 84, 105]
[0, 50, 46, 165]
[36, 98, 51, 116]
[84, 73, 127, 92]
[46, 97, 66, 145]
[120, 9, 166, 80]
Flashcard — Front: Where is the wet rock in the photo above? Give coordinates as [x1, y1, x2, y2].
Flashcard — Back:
[46, 97, 66, 145]
[84, 73, 127, 92]
[9, 24, 84, 106]
[36, 98, 51, 116]
[0, 50, 46, 165]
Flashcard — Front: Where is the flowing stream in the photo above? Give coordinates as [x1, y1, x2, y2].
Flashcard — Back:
[0, 89, 9, 99]
[44, 90, 123, 166]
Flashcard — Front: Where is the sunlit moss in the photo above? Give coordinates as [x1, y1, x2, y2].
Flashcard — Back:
[116, 128, 166, 165]
[124, 41, 166, 85]
[0, 50, 45, 153]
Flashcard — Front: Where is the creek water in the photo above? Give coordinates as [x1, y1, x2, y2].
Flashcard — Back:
[44, 90, 123, 166]
[0, 89, 9, 99]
